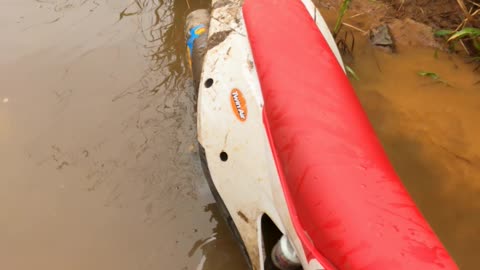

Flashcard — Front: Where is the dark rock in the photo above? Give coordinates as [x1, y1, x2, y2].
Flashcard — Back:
[370, 24, 395, 53]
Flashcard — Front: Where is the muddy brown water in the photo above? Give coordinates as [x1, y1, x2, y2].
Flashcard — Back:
[0, 0, 478, 270]
[0, 0, 246, 269]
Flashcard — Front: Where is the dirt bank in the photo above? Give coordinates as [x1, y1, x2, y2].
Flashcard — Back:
[383, 0, 480, 30]
[318, 0, 480, 54]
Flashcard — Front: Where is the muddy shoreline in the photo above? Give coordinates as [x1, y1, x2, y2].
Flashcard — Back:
[318, 0, 480, 57]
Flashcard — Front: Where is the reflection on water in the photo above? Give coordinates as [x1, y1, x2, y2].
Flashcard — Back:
[189, 204, 248, 270]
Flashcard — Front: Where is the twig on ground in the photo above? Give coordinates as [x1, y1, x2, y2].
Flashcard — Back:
[342, 22, 368, 34]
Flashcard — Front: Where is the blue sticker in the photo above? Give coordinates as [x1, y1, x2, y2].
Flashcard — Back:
[187, 24, 206, 56]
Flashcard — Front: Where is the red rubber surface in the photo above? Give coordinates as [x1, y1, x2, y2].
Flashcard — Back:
[242, 0, 459, 269]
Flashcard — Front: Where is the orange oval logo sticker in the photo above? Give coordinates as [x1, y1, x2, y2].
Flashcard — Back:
[230, 88, 248, 122]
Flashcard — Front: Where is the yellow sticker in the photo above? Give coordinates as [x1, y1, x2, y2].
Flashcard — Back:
[194, 27, 206, 36]
[186, 47, 192, 69]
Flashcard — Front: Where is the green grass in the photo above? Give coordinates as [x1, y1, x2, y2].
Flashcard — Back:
[333, 0, 352, 38]
[332, 0, 358, 79]
[346, 65, 360, 80]
[435, 27, 480, 56]
[418, 72, 440, 80]
[418, 71, 451, 86]
[447, 27, 480, 41]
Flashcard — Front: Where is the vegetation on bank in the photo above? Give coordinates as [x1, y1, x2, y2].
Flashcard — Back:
[331, 0, 359, 79]
[330, 0, 480, 79]
[435, 0, 480, 60]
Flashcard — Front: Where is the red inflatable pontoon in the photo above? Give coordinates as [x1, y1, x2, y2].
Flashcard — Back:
[243, 0, 459, 269]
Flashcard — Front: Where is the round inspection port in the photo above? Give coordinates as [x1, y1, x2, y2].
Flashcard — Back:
[220, 151, 228, 162]
[204, 78, 214, 88]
